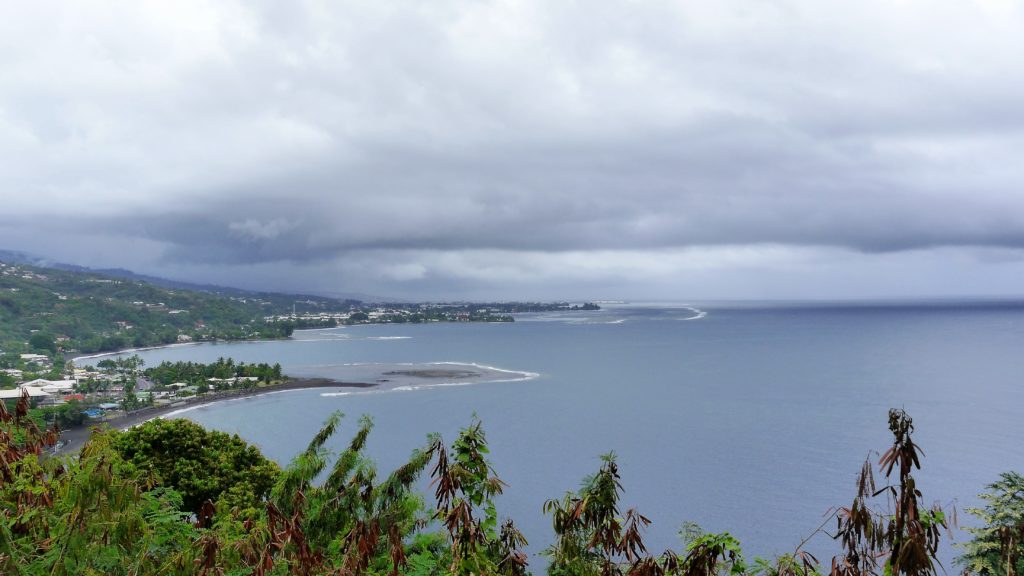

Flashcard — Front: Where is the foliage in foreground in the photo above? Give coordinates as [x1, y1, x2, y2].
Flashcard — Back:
[957, 472, 1024, 576]
[1, 389, 1021, 575]
[112, 418, 281, 516]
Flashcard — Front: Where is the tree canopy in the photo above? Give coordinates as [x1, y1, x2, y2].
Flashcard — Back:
[958, 472, 1024, 576]
[112, 418, 281, 515]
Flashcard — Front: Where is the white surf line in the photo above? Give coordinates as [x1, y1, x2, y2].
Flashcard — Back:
[72, 341, 199, 363]
[292, 334, 414, 342]
[681, 306, 707, 320]
[134, 383, 383, 423]
[319, 361, 540, 397]
[72, 335, 291, 364]
[431, 361, 540, 380]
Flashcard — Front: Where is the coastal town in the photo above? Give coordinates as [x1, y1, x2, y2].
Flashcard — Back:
[0, 258, 598, 353]
[0, 257, 600, 433]
[261, 300, 599, 327]
[0, 348, 286, 432]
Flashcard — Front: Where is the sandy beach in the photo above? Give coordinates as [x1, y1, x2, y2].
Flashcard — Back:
[53, 378, 375, 455]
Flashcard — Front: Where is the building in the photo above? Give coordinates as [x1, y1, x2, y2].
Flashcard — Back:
[20, 379, 77, 394]
[0, 386, 51, 400]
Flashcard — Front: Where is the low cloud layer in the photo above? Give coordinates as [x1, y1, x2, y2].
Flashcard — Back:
[2, 1, 1023, 299]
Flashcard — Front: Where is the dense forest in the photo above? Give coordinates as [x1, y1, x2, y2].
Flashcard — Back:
[0, 399, 1020, 575]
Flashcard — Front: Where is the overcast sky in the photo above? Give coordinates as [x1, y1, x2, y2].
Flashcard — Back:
[2, 0, 1023, 301]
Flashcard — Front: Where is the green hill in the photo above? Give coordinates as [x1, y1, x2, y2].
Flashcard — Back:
[0, 260, 323, 355]
[0, 257, 598, 358]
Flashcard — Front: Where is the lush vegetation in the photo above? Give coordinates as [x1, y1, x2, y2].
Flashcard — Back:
[144, 358, 284, 387]
[0, 260, 296, 355]
[957, 472, 1024, 576]
[0, 259, 602, 360]
[2, 392, 1017, 575]
[16, 357, 289, 432]
[113, 419, 281, 516]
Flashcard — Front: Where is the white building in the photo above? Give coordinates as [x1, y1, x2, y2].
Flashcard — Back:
[0, 386, 51, 400]
[20, 379, 77, 393]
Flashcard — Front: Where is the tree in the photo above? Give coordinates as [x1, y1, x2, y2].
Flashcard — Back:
[543, 453, 664, 576]
[28, 332, 56, 354]
[259, 411, 438, 574]
[40, 400, 86, 427]
[431, 418, 528, 576]
[0, 405, 198, 575]
[958, 472, 1024, 576]
[112, 418, 280, 515]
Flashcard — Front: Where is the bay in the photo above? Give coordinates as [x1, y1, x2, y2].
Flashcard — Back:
[111, 301, 1024, 566]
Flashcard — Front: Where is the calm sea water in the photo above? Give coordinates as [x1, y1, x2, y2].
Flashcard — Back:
[112, 301, 1024, 566]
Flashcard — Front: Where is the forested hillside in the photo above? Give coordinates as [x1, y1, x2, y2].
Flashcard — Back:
[0, 260, 305, 354]
[0, 258, 600, 357]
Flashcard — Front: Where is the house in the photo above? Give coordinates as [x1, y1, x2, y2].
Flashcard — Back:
[21, 379, 77, 393]
[0, 386, 50, 400]
[19, 353, 49, 363]
[73, 369, 103, 380]
[13, 383, 68, 406]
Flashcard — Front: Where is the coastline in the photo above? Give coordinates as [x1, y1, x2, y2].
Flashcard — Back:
[52, 377, 375, 455]
[69, 321, 500, 363]
[70, 335, 294, 363]
[70, 325, 379, 363]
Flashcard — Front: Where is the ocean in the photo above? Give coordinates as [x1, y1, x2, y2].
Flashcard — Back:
[108, 301, 1024, 566]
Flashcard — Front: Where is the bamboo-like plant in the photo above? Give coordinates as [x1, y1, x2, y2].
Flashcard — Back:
[432, 418, 529, 576]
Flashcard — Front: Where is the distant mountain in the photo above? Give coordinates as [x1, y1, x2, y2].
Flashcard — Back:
[0, 249, 374, 303]
[0, 250, 41, 267]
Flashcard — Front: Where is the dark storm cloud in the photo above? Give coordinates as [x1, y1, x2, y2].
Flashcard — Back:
[2, 0, 1024, 298]
[90, 119, 1024, 265]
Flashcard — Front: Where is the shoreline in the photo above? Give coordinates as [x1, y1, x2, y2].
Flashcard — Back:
[69, 321, 499, 364]
[53, 378, 375, 455]
[69, 316, 533, 364]
[70, 326, 349, 363]
[70, 336, 296, 363]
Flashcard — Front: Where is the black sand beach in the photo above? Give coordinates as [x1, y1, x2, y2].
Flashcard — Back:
[53, 378, 375, 455]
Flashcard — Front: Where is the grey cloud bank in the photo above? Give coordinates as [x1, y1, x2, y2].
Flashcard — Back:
[2, 1, 1024, 300]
